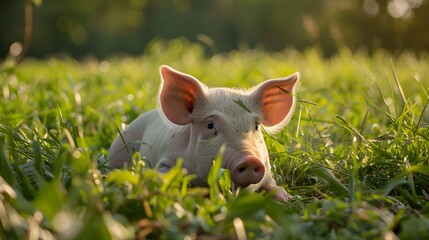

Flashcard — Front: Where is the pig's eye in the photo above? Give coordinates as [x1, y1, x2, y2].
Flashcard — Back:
[202, 120, 217, 139]
[207, 121, 215, 130]
[255, 120, 260, 131]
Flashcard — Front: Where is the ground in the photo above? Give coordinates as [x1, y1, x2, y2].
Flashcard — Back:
[1, 41, 429, 239]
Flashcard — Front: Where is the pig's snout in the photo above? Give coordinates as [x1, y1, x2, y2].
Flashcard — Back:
[231, 156, 265, 188]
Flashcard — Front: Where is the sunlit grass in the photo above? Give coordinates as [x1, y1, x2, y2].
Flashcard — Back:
[1, 39, 429, 239]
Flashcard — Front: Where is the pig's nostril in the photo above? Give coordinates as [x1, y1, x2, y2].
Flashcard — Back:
[238, 165, 260, 174]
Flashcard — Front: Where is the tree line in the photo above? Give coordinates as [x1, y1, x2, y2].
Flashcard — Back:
[1, 0, 428, 58]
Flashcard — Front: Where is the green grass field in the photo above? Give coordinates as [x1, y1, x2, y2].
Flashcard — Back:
[1, 39, 429, 239]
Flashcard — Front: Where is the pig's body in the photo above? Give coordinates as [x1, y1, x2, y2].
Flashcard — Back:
[108, 66, 300, 201]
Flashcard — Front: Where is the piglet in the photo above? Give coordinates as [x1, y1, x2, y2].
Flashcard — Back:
[107, 65, 300, 201]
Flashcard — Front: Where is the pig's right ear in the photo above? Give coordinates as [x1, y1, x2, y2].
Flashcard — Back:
[158, 65, 207, 125]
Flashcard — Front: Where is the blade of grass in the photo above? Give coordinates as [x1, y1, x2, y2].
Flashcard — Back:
[12, 163, 36, 200]
[336, 116, 391, 159]
[390, 59, 407, 106]
[358, 110, 369, 146]
[381, 177, 408, 197]
[412, 97, 429, 134]
[32, 140, 43, 176]
[306, 107, 330, 156]
[233, 99, 252, 113]
[0, 134, 16, 186]
[310, 166, 348, 197]
[382, 164, 429, 205]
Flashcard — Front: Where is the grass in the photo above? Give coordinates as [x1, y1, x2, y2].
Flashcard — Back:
[1, 39, 429, 239]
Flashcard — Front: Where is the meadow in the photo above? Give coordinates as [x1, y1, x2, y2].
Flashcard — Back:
[1, 39, 429, 239]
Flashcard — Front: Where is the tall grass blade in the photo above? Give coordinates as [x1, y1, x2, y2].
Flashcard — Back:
[53, 148, 69, 180]
[310, 166, 348, 196]
[32, 140, 43, 175]
[390, 59, 407, 106]
[207, 146, 223, 195]
[373, 81, 394, 119]
[295, 106, 302, 138]
[12, 163, 36, 200]
[412, 98, 429, 134]
[0, 134, 15, 186]
[359, 110, 369, 145]
[336, 116, 392, 159]
[382, 164, 429, 205]
[307, 109, 330, 155]
[226, 192, 268, 221]
[160, 158, 184, 193]
[382, 178, 407, 196]
[233, 99, 252, 113]
[100, 123, 126, 167]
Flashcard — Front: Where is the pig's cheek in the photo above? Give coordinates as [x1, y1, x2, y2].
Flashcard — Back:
[255, 132, 265, 144]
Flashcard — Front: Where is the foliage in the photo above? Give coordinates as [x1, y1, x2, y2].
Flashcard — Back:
[2, 0, 429, 58]
[1, 40, 429, 239]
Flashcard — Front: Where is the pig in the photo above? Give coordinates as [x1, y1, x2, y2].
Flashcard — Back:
[107, 65, 300, 201]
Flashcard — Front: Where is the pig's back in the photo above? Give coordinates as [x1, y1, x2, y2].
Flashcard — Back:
[107, 110, 166, 168]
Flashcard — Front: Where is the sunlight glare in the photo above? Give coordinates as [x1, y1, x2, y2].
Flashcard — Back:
[363, 0, 379, 17]
[9, 42, 23, 57]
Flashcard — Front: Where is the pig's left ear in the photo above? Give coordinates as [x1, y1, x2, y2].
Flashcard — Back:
[251, 72, 300, 134]
[158, 65, 207, 125]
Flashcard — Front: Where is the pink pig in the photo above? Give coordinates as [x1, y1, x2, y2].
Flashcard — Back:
[107, 65, 300, 201]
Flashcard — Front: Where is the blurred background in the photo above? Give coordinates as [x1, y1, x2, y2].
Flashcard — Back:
[1, 0, 428, 59]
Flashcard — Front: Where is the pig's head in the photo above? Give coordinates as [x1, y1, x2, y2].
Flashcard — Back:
[158, 65, 300, 193]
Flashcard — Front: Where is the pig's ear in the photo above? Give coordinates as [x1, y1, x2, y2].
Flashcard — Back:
[159, 65, 207, 125]
[251, 72, 300, 134]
